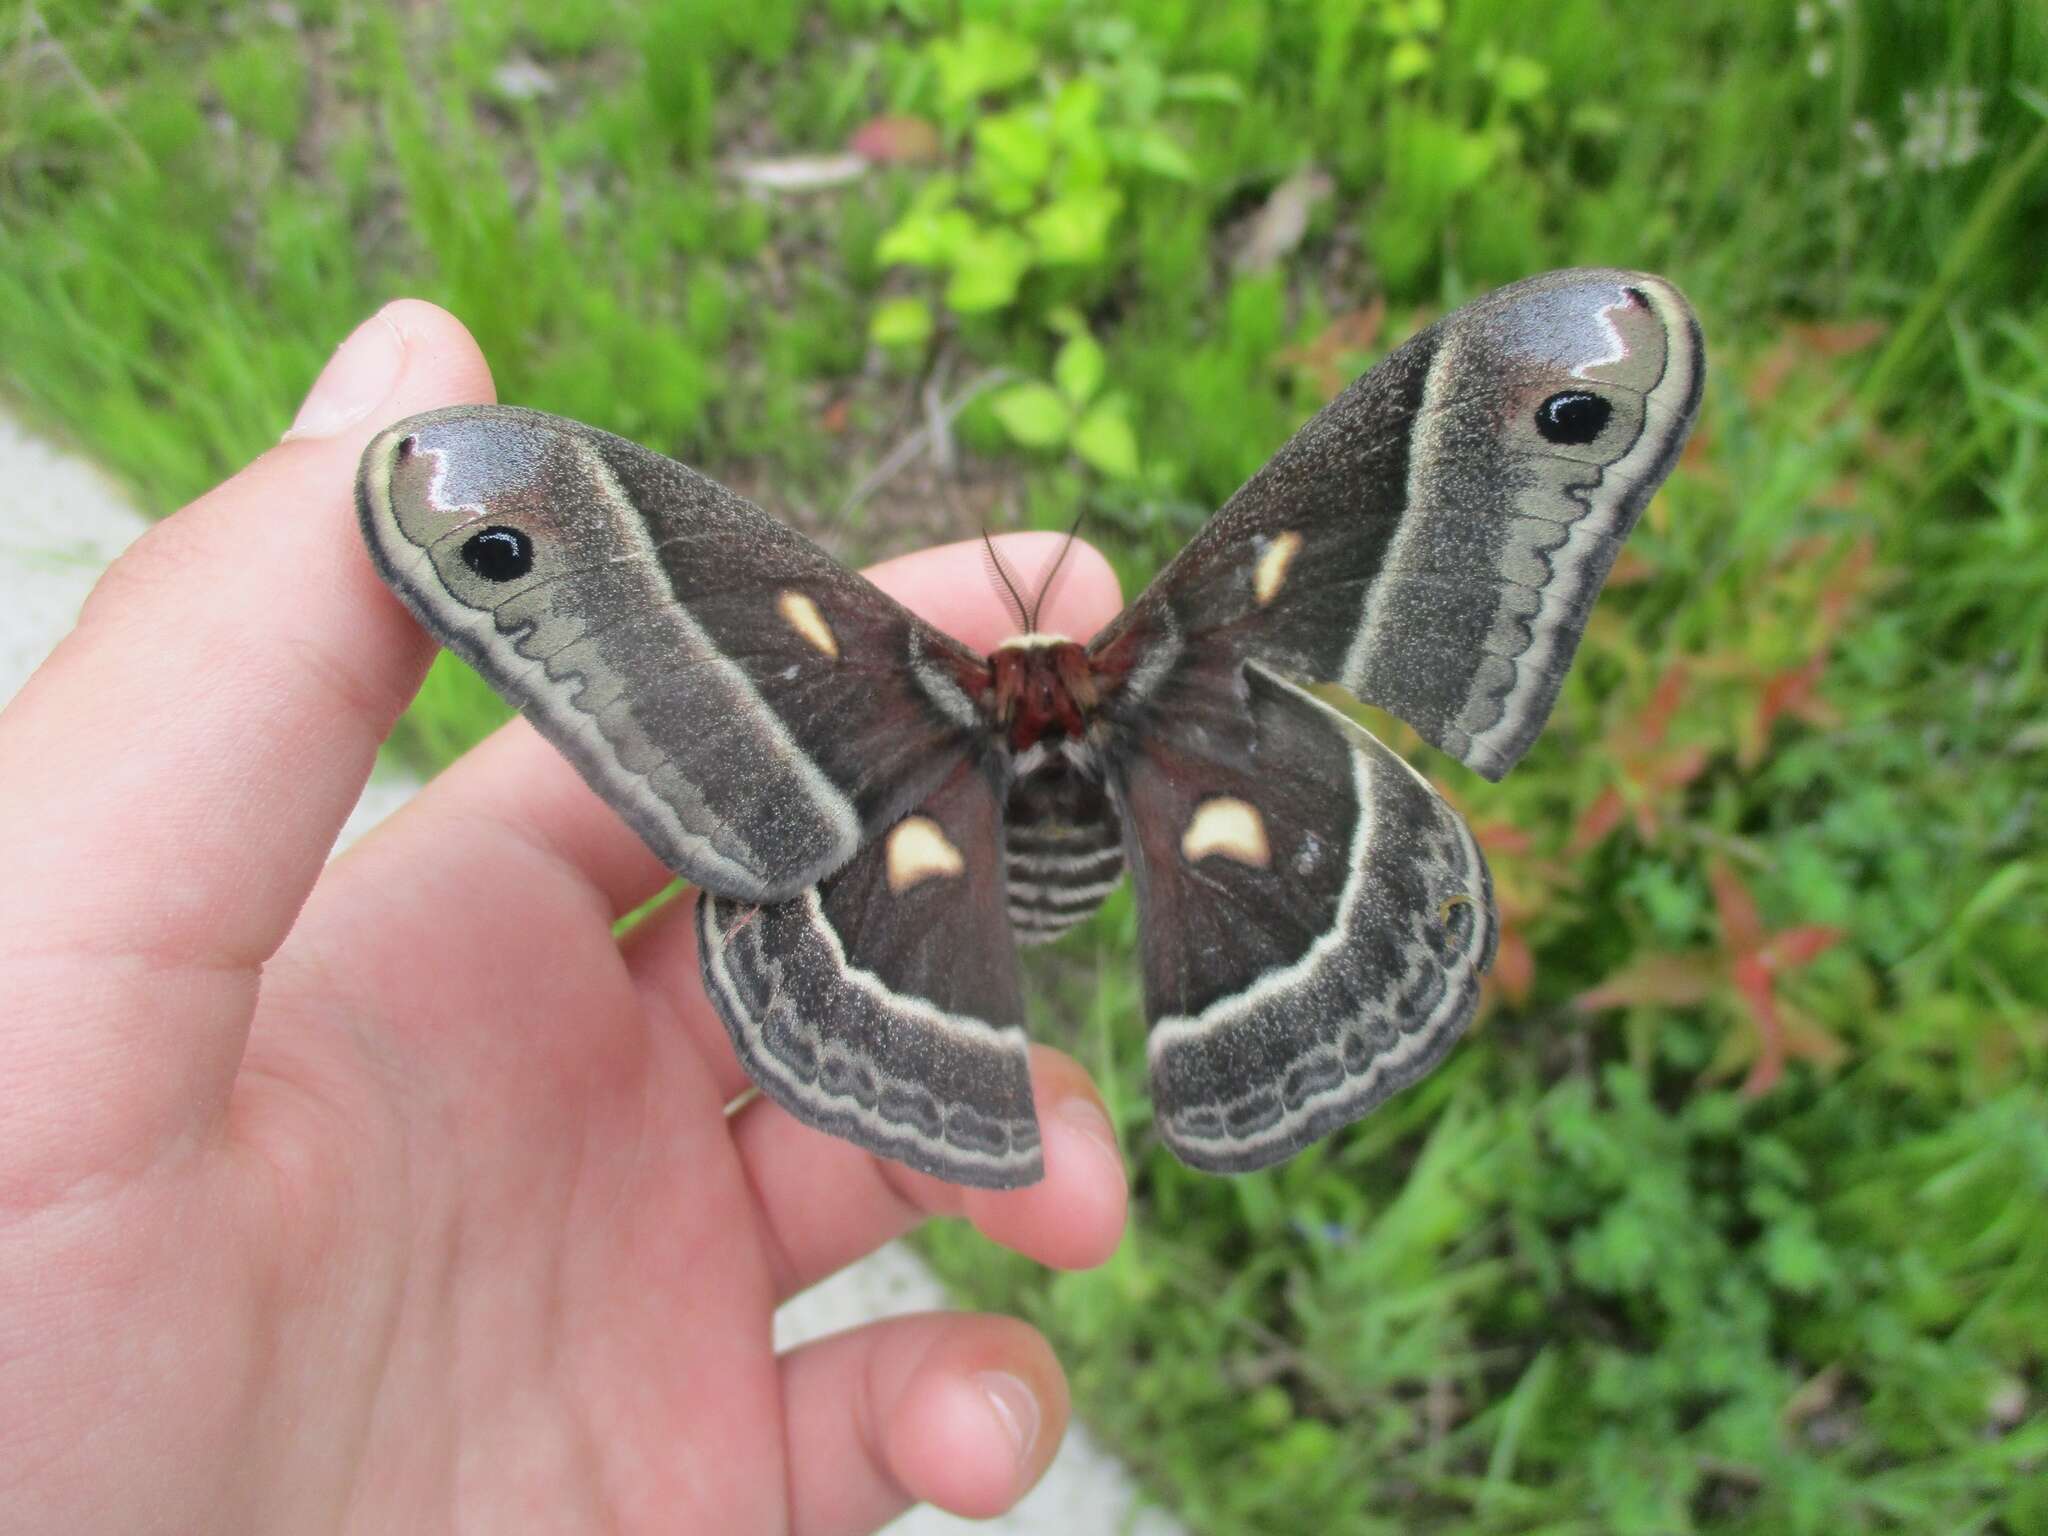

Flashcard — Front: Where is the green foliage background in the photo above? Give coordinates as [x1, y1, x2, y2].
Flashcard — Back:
[3, 1, 2044, 1530]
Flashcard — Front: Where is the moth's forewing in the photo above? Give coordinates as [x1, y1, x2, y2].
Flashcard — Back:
[1093, 269, 1704, 781]
[357, 405, 986, 902]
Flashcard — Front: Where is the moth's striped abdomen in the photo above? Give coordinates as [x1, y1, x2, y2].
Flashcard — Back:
[1003, 756, 1124, 944]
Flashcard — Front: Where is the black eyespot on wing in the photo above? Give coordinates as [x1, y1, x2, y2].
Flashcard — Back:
[1535, 390, 1612, 446]
[393, 433, 418, 462]
[460, 526, 534, 582]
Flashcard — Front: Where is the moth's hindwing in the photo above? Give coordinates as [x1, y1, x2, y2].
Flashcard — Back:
[357, 405, 986, 902]
[1092, 269, 1704, 781]
[1112, 662, 1496, 1173]
[698, 757, 1043, 1188]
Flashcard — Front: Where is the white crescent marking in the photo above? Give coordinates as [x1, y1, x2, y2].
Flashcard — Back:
[886, 815, 966, 892]
[1180, 797, 1272, 868]
[1253, 530, 1303, 605]
[778, 590, 839, 658]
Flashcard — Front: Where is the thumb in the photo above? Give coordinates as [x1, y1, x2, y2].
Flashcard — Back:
[0, 300, 493, 1200]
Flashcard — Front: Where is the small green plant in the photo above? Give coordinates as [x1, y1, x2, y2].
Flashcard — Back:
[867, 61, 1187, 314]
[866, 18, 1238, 466]
[985, 313, 1139, 479]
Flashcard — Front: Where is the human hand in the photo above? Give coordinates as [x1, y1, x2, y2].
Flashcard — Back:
[0, 303, 1130, 1533]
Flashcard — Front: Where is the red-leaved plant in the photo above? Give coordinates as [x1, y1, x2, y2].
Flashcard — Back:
[1576, 857, 1844, 1096]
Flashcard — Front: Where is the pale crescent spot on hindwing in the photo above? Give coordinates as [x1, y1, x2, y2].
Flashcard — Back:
[1181, 797, 1272, 868]
[887, 815, 967, 892]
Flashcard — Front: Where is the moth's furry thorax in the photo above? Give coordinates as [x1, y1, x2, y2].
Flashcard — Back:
[985, 634, 1102, 753]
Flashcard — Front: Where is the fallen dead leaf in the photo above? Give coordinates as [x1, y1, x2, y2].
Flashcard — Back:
[849, 114, 943, 165]
[1275, 296, 1386, 399]
[1232, 167, 1335, 275]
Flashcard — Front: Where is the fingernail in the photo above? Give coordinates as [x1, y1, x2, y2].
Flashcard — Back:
[284, 309, 406, 441]
[1058, 1095, 1123, 1177]
[975, 1371, 1040, 1472]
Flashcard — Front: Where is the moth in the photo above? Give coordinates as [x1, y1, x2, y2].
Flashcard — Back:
[357, 269, 1703, 1188]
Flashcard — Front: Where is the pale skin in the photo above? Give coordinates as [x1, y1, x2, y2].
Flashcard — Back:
[0, 302, 1131, 1533]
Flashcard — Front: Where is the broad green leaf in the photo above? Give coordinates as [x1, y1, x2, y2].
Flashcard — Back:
[973, 109, 1055, 214]
[1116, 125, 1199, 182]
[1386, 37, 1434, 84]
[1385, 0, 1445, 34]
[885, 172, 960, 219]
[1027, 187, 1121, 266]
[942, 227, 1033, 312]
[867, 296, 933, 349]
[1116, 57, 1168, 122]
[1255, 1420, 1340, 1476]
[1044, 304, 1088, 338]
[990, 381, 1072, 448]
[1054, 133, 1115, 194]
[875, 200, 975, 268]
[1445, 129, 1499, 190]
[930, 23, 1038, 112]
[1049, 75, 1107, 144]
[1570, 101, 1626, 138]
[1074, 400, 1139, 477]
[1056, 77, 1105, 159]
[1761, 1216, 1835, 1296]
[1493, 55, 1550, 104]
[1074, 16, 1137, 58]
[1054, 333, 1106, 405]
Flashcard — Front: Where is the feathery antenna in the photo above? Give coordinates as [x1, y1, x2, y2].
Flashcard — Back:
[1026, 508, 1088, 632]
[981, 530, 1032, 633]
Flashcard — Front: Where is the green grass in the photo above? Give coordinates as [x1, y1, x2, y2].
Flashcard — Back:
[4, 1, 2045, 1531]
